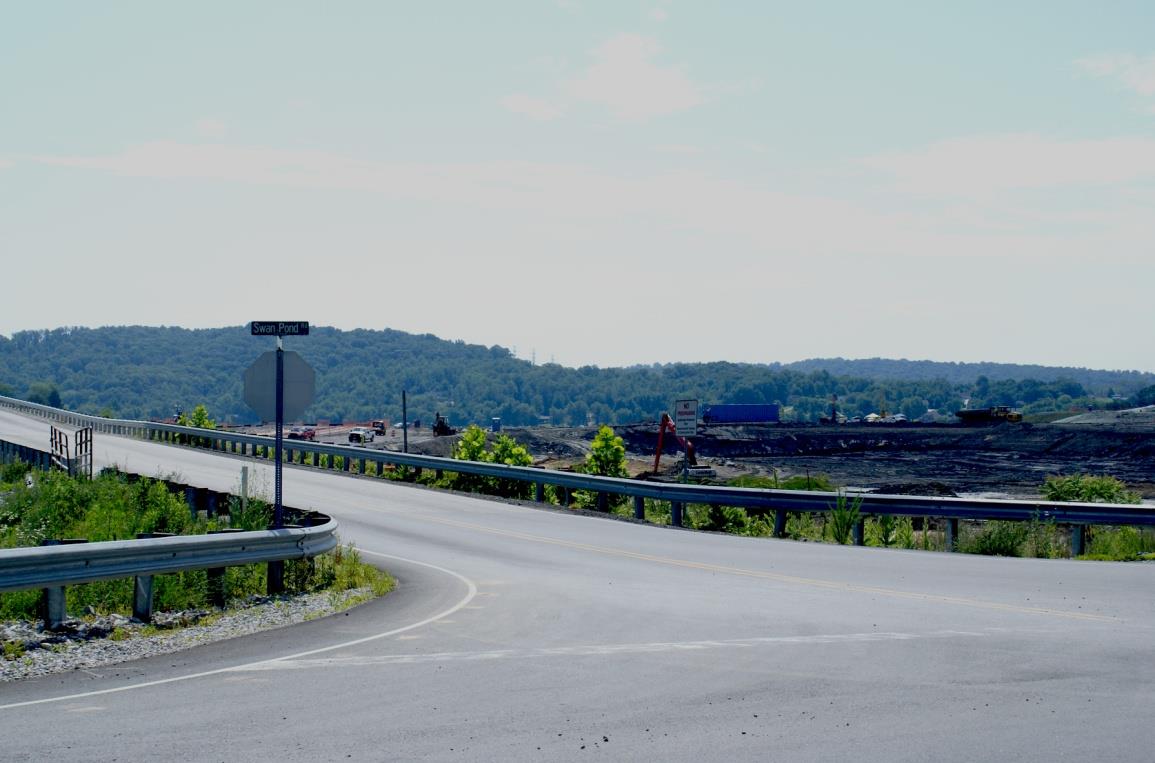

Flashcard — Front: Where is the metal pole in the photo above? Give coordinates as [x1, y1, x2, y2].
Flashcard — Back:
[269, 339, 286, 596]
[402, 389, 408, 454]
[274, 337, 284, 529]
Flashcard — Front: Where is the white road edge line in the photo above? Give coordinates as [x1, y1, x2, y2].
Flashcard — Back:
[0, 550, 478, 711]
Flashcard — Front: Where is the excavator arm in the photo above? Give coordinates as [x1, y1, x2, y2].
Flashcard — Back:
[653, 412, 696, 473]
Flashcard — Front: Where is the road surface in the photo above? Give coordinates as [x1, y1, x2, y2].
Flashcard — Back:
[1, 410, 1153, 761]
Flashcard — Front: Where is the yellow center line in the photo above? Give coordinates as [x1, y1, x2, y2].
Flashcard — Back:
[404, 510, 1118, 623]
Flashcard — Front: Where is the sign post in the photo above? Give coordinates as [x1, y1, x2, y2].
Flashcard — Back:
[673, 399, 698, 526]
[247, 322, 312, 594]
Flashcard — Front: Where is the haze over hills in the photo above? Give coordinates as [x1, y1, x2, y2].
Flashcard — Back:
[780, 357, 1153, 389]
[1, 326, 1152, 426]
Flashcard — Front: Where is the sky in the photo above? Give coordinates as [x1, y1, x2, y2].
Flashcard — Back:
[2, 1, 1154, 372]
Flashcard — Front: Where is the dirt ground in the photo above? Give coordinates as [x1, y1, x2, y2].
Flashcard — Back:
[243, 409, 1155, 501]
[613, 418, 1155, 500]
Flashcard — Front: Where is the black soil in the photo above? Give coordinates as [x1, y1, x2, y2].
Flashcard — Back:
[615, 422, 1155, 499]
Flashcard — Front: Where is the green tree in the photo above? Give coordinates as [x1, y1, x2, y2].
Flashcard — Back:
[175, 404, 216, 446]
[451, 425, 492, 493]
[1133, 385, 1155, 407]
[177, 404, 217, 430]
[583, 425, 628, 479]
[490, 434, 533, 499]
[26, 381, 62, 408]
[577, 425, 629, 510]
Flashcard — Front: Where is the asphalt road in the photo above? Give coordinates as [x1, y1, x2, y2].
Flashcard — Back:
[2, 410, 1154, 761]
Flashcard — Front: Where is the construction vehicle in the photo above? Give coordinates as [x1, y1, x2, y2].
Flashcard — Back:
[652, 412, 714, 477]
[371, 420, 387, 436]
[432, 412, 457, 437]
[954, 405, 1023, 425]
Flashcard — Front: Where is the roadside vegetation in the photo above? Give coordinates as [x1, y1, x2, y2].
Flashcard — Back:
[0, 462, 392, 622]
[397, 444, 1154, 562]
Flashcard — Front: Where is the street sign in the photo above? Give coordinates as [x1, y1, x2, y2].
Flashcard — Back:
[674, 399, 698, 437]
[251, 321, 310, 337]
[243, 350, 315, 421]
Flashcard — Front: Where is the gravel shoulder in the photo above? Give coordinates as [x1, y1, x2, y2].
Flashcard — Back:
[1, 587, 375, 682]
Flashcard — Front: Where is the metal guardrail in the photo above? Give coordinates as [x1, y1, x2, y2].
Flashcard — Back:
[0, 520, 338, 594]
[0, 401, 343, 625]
[3, 394, 1154, 547]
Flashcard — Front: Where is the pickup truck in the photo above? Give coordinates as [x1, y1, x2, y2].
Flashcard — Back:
[348, 427, 375, 444]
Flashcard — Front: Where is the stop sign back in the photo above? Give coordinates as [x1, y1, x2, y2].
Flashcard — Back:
[243, 350, 315, 422]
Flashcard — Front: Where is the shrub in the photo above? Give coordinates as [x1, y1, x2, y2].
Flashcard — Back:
[490, 434, 533, 499]
[1040, 474, 1140, 504]
[894, 516, 916, 549]
[1, 459, 31, 488]
[575, 426, 628, 510]
[961, 521, 1028, 557]
[1084, 526, 1155, 561]
[451, 425, 493, 493]
[695, 504, 749, 534]
[584, 426, 629, 479]
[786, 512, 822, 541]
[828, 492, 862, 545]
[869, 514, 898, 547]
[1024, 514, 1064, 559]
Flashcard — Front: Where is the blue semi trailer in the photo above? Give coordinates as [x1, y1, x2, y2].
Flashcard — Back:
[701, 403, 780, 425]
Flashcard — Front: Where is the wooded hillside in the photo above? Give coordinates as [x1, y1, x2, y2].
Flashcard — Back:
[1, 326, 1150, 426]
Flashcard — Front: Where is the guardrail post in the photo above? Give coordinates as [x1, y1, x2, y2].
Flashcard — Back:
[132, 532, 175, 622]
[633, 494, 645, 520]
[535, 482, 545, 503]
[853, 518, 866, 546]
[206, 567, 226, 607]
[1071, 525, 1088, 557]
[945, 518, 960, 552]
[671, 502, 683, 527]
[42, 584, 67, 630]
[773, 509, 787, 538]
[39, 539, 88, 630]
[268, 560, 284, 595]
[560, 487, 571, 507]
[596, 492, 608, 512]
[133, 575, 154, 622]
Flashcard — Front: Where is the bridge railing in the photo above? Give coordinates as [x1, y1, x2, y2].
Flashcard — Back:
[3, 394, 1152, 555]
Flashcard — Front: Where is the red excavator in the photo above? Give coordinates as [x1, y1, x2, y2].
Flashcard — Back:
[653, 412, 699, 474]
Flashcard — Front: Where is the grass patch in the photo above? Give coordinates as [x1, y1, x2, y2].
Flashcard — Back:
[1082, 526, 1155, 561]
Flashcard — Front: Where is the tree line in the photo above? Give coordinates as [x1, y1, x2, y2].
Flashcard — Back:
[1, 325, 1151, 427]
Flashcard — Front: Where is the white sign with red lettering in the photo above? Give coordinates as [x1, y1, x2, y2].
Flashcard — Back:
[674, 399, 698, 437]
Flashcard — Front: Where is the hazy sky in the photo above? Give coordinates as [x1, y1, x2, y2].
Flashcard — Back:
[3, 2, 1153, 371]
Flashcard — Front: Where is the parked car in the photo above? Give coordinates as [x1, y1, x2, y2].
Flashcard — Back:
[287, 426, 316, 441]
[348, 427, 375, 444]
